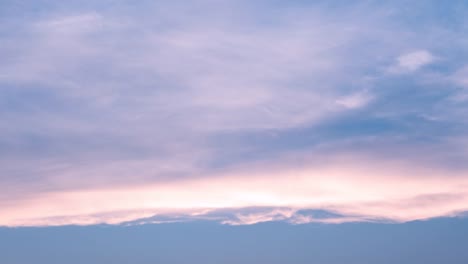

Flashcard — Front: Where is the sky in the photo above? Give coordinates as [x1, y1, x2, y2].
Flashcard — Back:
[1, 0, 468, 262]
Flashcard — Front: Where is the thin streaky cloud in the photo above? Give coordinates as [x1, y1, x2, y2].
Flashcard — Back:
[1, 154, 468, 226]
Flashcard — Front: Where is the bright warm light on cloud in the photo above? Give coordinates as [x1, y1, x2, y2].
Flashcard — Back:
[1, 157, 467, 226]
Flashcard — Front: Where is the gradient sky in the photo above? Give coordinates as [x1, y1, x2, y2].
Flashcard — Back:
[1, 0, 468, 262]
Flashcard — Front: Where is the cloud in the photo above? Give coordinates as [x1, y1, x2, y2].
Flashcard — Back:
[388, 50, 435, 73]
[34, 12, 102, 34]
[335, 91, 373, 109]
[1, 154, 468, 226]
[1, 1, 468, 227]
[452, 66, 468, 88]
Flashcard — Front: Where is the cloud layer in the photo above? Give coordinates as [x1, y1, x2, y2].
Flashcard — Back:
[1, 0, 468, 226]
[2, 154, 468, 226]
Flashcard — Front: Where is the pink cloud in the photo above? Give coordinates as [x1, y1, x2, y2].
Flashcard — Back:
[2, 155, 467, 226]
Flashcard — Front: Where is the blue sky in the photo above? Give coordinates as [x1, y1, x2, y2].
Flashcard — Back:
[1, 0, 468, 262]
[2, 218, 468, 264]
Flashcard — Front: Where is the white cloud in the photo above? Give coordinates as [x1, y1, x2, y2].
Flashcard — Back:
[335, 91, 373, 109]
[34, 12, 103, 35]
[389, 50, 435, 73]
[452, 66, 468, 88]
